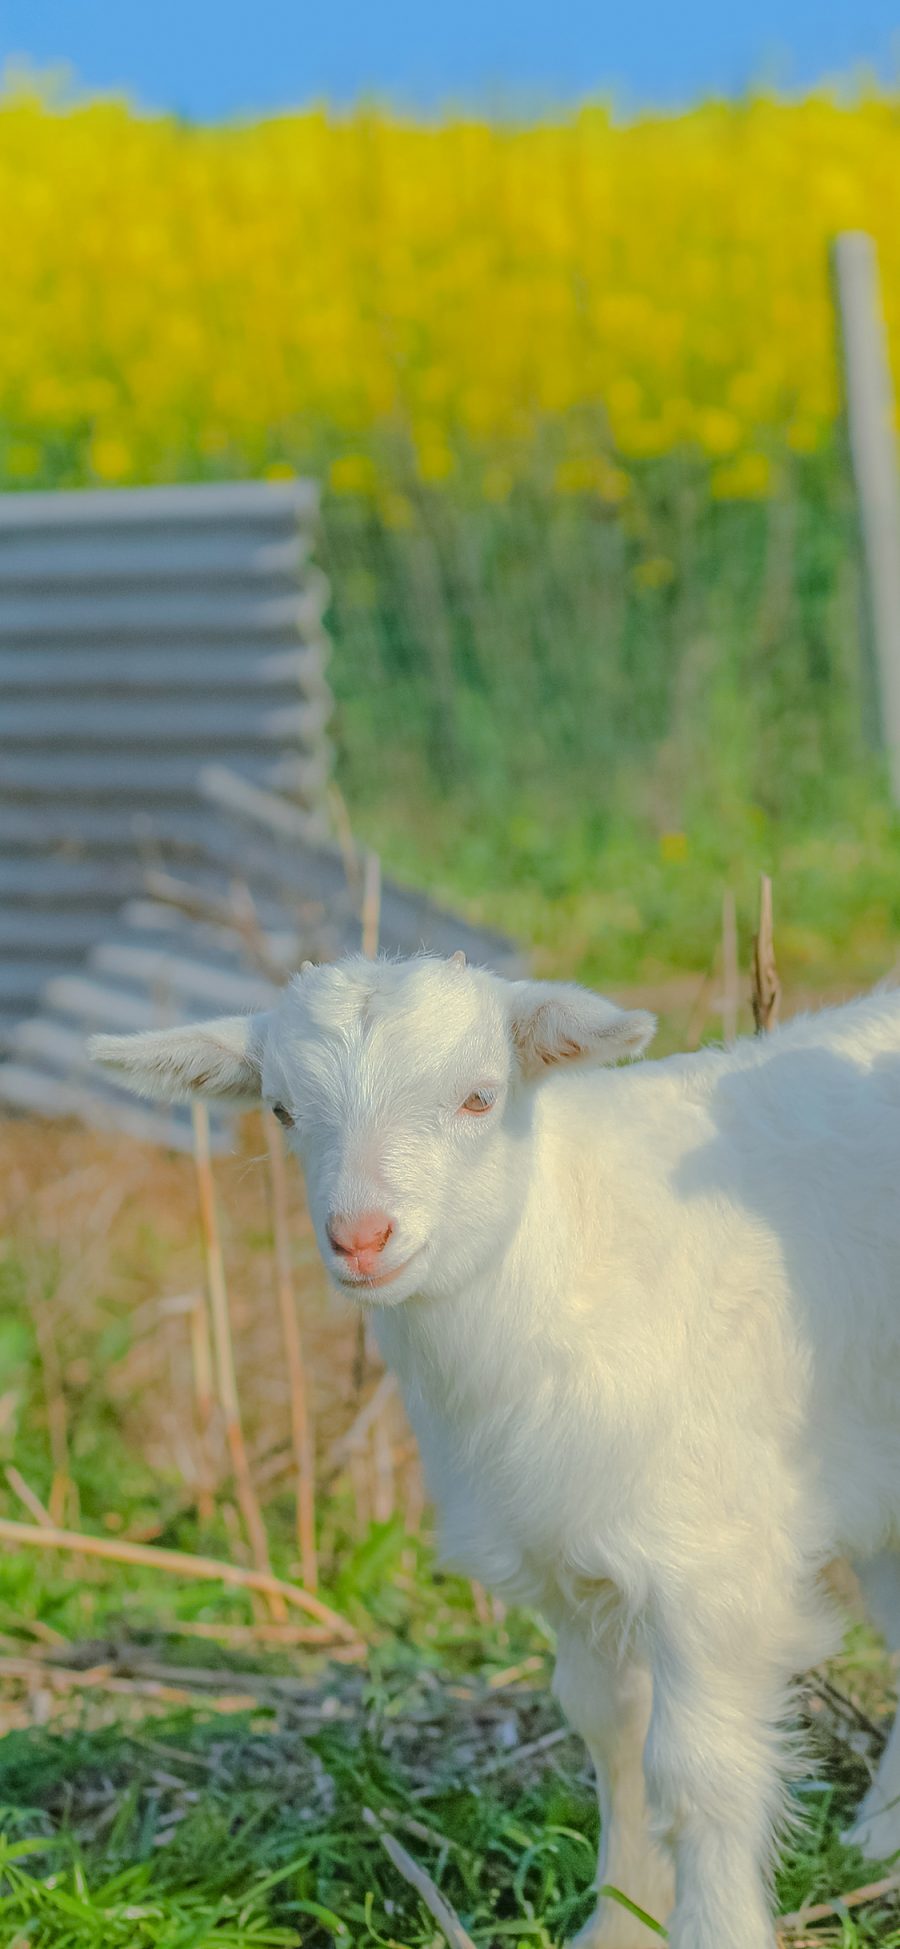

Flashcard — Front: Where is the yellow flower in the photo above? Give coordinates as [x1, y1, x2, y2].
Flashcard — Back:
[329, 453, 378, 496]
[0, 84, 898, 500]
[660, 831, 688, 862]
[414, 434, 455, 484]
[710, 452, 774, 499]
[618, 419, 673, 459]
[696, 409, 742, 458]
[554, 455, 629, 501]
[89, 432, 131, 481]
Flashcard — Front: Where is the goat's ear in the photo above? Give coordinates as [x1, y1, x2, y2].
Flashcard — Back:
[88, 1014, 269, 1104]
[506, 981, 656, 1079]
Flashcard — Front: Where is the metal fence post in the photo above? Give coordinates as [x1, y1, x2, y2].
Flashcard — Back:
[832, 231, 900, 801]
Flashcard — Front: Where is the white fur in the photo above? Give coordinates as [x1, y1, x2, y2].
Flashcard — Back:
[91, 957, 900, 1948]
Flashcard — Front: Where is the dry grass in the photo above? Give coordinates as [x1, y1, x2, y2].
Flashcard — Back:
[0, 1111, 422, 1574]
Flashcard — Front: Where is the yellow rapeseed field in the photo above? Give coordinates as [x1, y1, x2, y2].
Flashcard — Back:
[1, 80, 899, 501]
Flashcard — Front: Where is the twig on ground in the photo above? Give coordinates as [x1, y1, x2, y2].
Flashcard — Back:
[5, 1466, 54, 1530]
[0, 1516, 360, 1638]
[376, 1806, 461, 1857]
[372, 1399, 396, 1523]
[330, 1371, 400, 1528]
[187, 1290, 216, 1523]
[808, 1672, 884, 1746]
[477, 1723, 573, 1774]
[403, 1450, 427, 1533]
[0, 1644, 344, 1702]
[151, 1617, 341, 1648]
[351, 1312, 369, 1409]
[362, 1807, 477, 1949]
[0, 1608, 67, 1647]
[487, 1655, 547, 1690]
[361, 852, 382, 960]
[751, 872, 781, 1034]
[31, 1301, 70, 1527]
[468, 1581, 492, 1628]
[191, 1101, 284, 1619]
[264, 1114, 318, 1591]
[720, 886, 739, 1043]
[330, 1371, 398, 1463]
[0, 1652, 258, 1714]
[777, 1870, 900, 1935]
[348, 1447, 371, 1533]
[326, 781, 361, 891]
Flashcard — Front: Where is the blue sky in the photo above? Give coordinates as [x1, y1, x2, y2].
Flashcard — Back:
[1, 0, 897, 120]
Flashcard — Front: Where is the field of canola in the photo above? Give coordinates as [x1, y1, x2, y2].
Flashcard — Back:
[5, 79, 900, 993]
[1, 82, 899, 500]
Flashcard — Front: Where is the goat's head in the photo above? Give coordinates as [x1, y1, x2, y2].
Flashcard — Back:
[90, 955, 655, 1305]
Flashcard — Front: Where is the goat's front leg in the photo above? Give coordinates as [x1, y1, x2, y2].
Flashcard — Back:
[554, 1625, 675, 1947]
[643, 1595, 798, 1949]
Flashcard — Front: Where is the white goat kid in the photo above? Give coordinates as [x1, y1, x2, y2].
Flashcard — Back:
[91, 955, 900, 1949]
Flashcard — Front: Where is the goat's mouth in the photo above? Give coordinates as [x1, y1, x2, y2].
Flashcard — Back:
[332, 1246, 424, 1295]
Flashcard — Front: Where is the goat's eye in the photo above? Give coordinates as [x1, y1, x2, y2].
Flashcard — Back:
[460, 1087, 497, 1116]
[271, 1102, 294, 1129]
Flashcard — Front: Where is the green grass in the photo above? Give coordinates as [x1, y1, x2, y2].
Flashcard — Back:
[0, 1657, 898, 1946]
[323, 445, 900, 997]
[327, 447, 864, 818]
[0, 1672, 593, 1949]
[0, 1666, 899, 1948]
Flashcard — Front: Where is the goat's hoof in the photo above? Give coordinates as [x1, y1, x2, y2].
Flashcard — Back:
[844, 1800, 900, 1865]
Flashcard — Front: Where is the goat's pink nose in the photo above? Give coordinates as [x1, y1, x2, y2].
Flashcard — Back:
[327, 1211, 394, 1269]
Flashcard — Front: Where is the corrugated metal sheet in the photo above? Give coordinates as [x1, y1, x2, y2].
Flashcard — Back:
[0, 478, 332, 1035]
[0, 478, 524, 1143]
[0, 773, 523, 1149]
